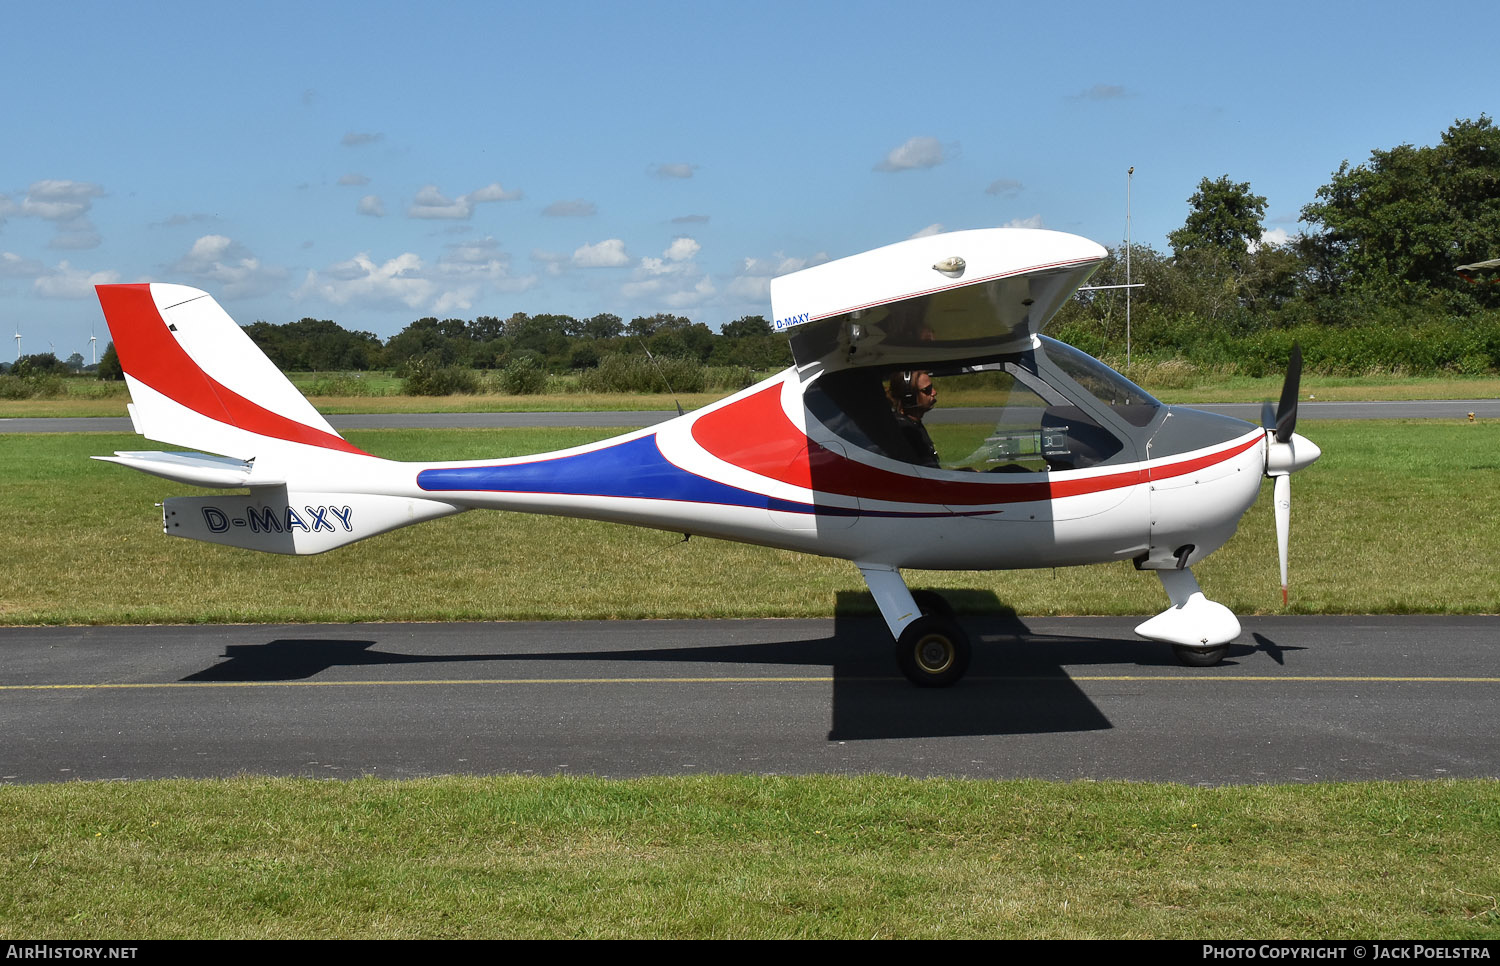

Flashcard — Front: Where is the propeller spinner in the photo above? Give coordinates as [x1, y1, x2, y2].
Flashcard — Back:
[1263, 344, 1322, 604]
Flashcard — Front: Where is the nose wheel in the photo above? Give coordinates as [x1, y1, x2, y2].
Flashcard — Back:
[1172, 643, 1228, 667]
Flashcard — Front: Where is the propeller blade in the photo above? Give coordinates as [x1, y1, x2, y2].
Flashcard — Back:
[1274, 473, 1291, 605]
[1274, 344, 1302, 443]
[1261, 400, 1276, 432]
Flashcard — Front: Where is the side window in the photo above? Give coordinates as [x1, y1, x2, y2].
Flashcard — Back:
[926, 368, 1123, 472]
[806, 359, 1127, 472]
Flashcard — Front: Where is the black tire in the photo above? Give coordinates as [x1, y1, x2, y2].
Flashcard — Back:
[1173, 644, 1228, 667]
[911, 589, 955, 620]
[895, 616, 971, 687]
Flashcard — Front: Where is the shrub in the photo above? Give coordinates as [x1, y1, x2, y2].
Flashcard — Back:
[497, 357, 548, 395]
[305, 373, 384, 397]
[578, 353, 706, 394]
[401, 356, 480, 396]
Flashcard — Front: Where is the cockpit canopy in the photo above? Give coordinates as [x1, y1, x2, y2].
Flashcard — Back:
[773, 229, 1160, 473]
[771, 228, 1108, 370]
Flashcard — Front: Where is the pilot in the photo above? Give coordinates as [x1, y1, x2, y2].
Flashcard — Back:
[889, 369, 940, 468]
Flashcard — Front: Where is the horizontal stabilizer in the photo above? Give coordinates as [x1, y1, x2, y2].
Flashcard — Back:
[93, 451, 281, 488]
[162, 490, 465, 555]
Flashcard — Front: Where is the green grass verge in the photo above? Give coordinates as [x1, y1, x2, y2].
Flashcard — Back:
[2, 775, 1497, 938]
[2, 419, 1496, 624]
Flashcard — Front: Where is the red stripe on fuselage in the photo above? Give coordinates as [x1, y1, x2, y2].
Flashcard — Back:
[690, 383, 1259, 506]
[96, 284, 368, 456]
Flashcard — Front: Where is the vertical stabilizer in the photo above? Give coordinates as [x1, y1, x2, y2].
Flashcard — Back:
[95, 283, 367, 460]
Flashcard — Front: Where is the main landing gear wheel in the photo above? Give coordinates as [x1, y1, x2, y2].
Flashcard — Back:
[1173, 644, 1228, 667]
[895, 616, 971, 688]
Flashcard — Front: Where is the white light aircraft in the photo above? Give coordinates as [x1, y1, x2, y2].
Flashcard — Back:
[93, 228, 1321, 686]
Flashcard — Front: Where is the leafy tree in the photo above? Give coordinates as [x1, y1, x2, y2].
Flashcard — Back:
[65, 352, 85, 371]
[386, 318, 473, 368]
[1299, 115, 1500, 310]
[581, 313, 623, 340]
[720, 315, 772, 340]
[98, 343, 122, 380]
[11, 353, 65, 377]
[1168, 175, 1268, 266]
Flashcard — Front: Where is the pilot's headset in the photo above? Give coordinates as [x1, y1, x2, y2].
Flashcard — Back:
[893, 370, 921, 408]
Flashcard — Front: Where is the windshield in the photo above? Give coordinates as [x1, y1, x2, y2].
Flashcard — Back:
[1038, 336, 1162, 427]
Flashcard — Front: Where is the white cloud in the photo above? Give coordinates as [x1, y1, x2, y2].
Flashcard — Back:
[530, 249, 569, 276]
[33, 261, 121, 299]
[985, 178, 1023, 198]
[909, 223, 945, 239]
[650, 163, 697, 179]
[408, 182, 522, 219]
[621, 273, 716, 308]
[573, 238, 630, 268]
[0, 252, 48, 278]
[726, 251, 829, 301]
[12, 181, 107, 249]
[637, 237, 702, 277]
[874, 136, 949, 172]
[1256, 227, 1294, 250]
[408, 185, 469, 220]
[296, 252, 433, 309]
[1000, 215, 1044, 230]
[170, 234, 287, 299]
[467, 182, 523, 204]
[338, 173, 370, 186]
[663, 236, 700, 262]
[358, 194, 386, 217]
[621, 237, 714, 307]
[542, 199, 597, 217]
[21, 180, 106, 221]
[435, 237, 538, 293]
[663, 275, 716, 308]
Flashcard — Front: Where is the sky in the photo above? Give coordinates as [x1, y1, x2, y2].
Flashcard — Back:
[3, 0, 1495, 361]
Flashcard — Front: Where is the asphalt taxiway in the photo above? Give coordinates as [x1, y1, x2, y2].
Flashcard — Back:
[3, 615, 1495, 785]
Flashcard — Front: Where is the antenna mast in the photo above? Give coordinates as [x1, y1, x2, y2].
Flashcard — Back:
[1126, 166, 1134, 372]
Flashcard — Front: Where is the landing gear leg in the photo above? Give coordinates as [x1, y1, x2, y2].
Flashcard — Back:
[857, 564, 971, 687]
[1135, 568, 1240, 667]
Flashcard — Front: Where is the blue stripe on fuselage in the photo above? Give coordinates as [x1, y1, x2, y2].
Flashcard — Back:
[415, 434, 833, 515]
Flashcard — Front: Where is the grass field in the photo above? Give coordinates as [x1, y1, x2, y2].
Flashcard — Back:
[2, 776, 1497, 938]
[1, 419, 1496, 624]
[5, 371, 1499, 417]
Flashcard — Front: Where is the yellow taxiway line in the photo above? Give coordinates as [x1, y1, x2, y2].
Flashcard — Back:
[3, 674, 1500, 691]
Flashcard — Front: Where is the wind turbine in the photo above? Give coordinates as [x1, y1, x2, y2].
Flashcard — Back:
[12, 328, 19, 362]
[90, 327, 98, 365]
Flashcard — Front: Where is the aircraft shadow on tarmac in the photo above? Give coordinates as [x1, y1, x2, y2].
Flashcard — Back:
[180, 591, 1299, 741]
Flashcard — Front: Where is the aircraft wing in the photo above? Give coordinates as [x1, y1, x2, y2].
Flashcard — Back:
[770, 228, 1106, 368]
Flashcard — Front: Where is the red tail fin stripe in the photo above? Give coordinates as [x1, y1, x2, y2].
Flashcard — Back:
[96, 284, 369, 456]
